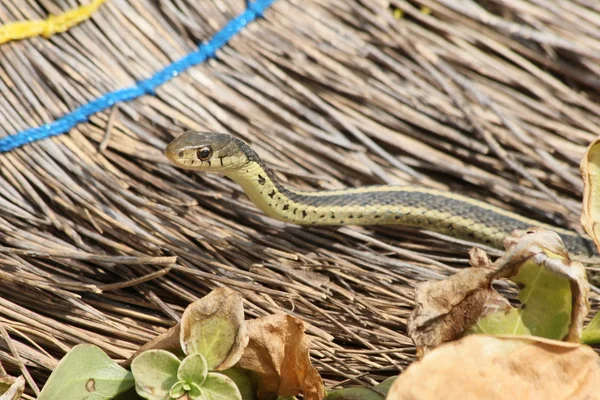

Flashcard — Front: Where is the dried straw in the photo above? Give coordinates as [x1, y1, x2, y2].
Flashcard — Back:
[0, 0, 599, 391]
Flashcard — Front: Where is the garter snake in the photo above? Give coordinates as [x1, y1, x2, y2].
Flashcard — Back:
[165, 131, 596, 257]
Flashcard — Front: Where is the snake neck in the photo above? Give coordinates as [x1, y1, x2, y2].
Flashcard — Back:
[227, 160, 295, 221]
[226, 159, 508, 244]
[225, 160, 596, 256]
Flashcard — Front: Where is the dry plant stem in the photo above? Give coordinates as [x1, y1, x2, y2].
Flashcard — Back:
[98, 105, 119, 153]
[0, 323, 39, 395]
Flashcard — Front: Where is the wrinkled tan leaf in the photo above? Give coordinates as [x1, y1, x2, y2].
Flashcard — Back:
[181, 288, 248, 370]
[386, 335, 600, 400]
[408, 267, 510, 358]
[235, 313, 324, 400]
[468, 247, 492, 269]
[580, 137, 600, 252]
[408, 229, 589, 357]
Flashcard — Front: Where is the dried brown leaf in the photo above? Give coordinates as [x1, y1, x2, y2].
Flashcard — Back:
[236, 313, 325, 400]
[408, 229, 589, 357]
[408, 267, 510, 358]
[387, 335, 600, 400]
[468, 247, 492, 268]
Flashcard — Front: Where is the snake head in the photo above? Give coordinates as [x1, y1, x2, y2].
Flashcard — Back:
[165, 131, 254, 173]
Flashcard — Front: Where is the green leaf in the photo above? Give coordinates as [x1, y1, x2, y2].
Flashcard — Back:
[169, 381, 186, 399]
[180, 289, 247, 370]
[37, 344, 134, 400]
[470, 258, 572, 338]
[219, 368, 256, 400]
[184, 314, 241, 370]
[189, 382, 203, 399]
[178, 354, 208, 386]
[131, 350, 181, 400]
[84, 394, 108, 400]
[325, 377, 396, 400]
[582, 311, 600, 344]
[198, 373, 242, 400]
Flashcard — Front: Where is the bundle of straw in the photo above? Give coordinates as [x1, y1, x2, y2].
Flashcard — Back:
[0, 0, 598, 391]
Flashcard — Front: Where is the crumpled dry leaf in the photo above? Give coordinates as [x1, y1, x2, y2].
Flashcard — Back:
[408, 229, 590, 357]
[235, 313, 324, 400]
[180, 287, 248, 370]
[408, 267, 510, 358]
[580, 137, 600, 252]
[386, 335, 600, 400]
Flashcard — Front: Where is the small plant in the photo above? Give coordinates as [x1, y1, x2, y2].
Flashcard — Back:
[132, 352, 241, 400]
[37, 288, 323, 400]
[130, 288, 250, 400]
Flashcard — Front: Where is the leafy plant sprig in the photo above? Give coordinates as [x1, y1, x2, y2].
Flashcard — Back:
[130, 289, 248, 400]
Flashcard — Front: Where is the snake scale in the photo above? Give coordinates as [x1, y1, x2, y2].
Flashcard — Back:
[165, 131, 596, 257]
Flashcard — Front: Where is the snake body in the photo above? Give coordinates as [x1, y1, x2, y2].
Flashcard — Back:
[165, 131, 596, 257]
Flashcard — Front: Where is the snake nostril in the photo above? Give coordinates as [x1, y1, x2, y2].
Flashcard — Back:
[178, 151, 184, 158]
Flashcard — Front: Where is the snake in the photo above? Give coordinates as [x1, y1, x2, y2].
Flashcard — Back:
[165, 131, 597, 257]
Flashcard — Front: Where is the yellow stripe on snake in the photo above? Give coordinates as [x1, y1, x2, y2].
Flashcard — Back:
[165, 131, 596, 257]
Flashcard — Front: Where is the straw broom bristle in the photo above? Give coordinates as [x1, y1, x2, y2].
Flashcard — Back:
[0, 0, 598, 390]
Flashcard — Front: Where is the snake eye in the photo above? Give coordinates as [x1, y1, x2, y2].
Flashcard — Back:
[196, 146, 212, 160]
